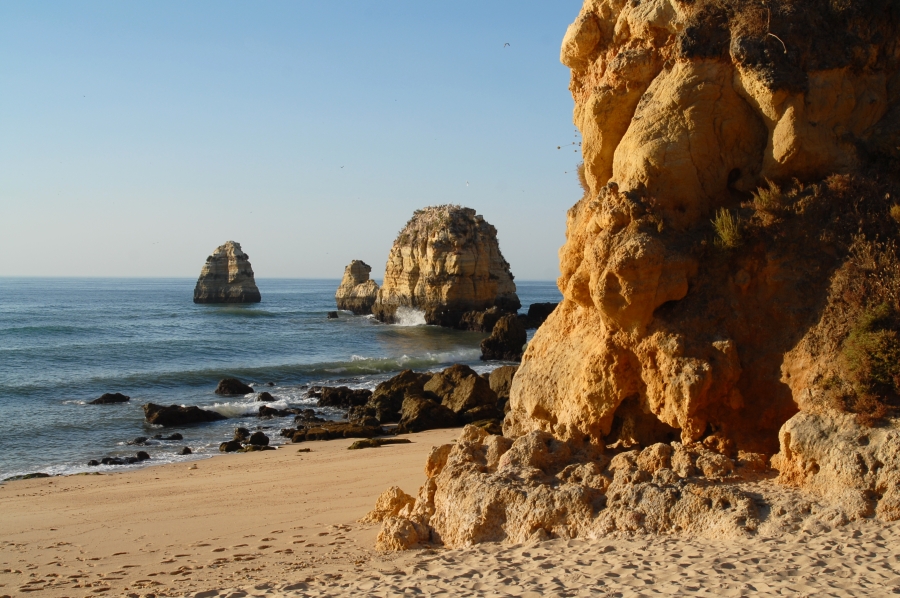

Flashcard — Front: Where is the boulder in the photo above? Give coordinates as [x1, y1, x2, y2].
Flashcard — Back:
[521, 302, 558, 329]
[335, 260, 380, 315]
[488, 366, 517, 403]
[215, 378, 253, 396]
[234, 427, 250, 441]
[179, 447, 193, 455]
[372, 205, 520, 328]
[88, 393, 130, 405]
[459, 307, 504, 332]
[126, 437, 149, 446]
[348, 438, 412, 450]
[289, 421, 384, 443]
[256, 391, 275, 402]
[154, 433, 184, 441]
[193, 241, 261, 304]
[317, 387, 373, 409]
[327, 311, 339, 319]
[143, 403, 226, 427]
[219, 440, 242, 452]
[247, 431, 269, 446]
[395, 394, 460, 434]
[135, 451, 150, 461]
[366, 370, 433, 423]
[480, 314, 527, 361]
[424, 364, 497, 413]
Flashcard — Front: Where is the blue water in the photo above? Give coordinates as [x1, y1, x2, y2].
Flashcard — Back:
[0, 278, 561, 479]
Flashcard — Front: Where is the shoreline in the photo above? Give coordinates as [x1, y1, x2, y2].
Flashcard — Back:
[0, 427, 462, 597]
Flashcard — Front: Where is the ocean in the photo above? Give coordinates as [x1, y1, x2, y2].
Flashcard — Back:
[0, 278, 561, 480]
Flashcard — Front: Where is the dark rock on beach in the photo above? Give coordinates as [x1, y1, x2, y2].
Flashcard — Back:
[88, 460, 100, 467]
[219, 440, 243, 452]
[179, 447, 192, 455]
[247, 431, 269, 446]
[488, 365, 518, 407]
[127, 437, 149, 446]
[424, 364, 498, 413]
[480, 313, 527, 361]
[348, 438, 412, 450]
[215, 378, 253, 396]
[153, 433, 184, 441]
[287, 421, 383, 443]
[143, 403, 227, 427]
[234, 427, 250, 441]
[327, 311, 339, 319]
[89, 392, 130, 405]
[3, 472, 51, 481]
[396, 394, 460, 434]
[136, 451, 150, 461]
[316, 387, 372, 409]
[256, 391, 275, 402]
[367, 370, 433, 423]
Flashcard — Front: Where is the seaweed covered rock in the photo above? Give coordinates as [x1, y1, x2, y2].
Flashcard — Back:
[335, 260, 380, 315]
[372, 205, 520, 328]
[193, 241, 261, 304]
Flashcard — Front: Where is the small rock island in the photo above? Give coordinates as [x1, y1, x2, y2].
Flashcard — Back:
[193, 241, 261, 304]
[372, 205, 520, 328]
[335, 260, 380, 315]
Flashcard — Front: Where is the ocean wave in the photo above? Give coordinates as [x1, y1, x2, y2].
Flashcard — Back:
[394, 307, 427, 327]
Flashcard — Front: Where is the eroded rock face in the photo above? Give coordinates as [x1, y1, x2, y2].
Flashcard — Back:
[193, 241, 261, 304]
[506, 0, 900, 452]
[372, 205, 520, 327]
[772, 411, 900, 521]
[335, 260, 380, 315]
[374, 425, 773, 550]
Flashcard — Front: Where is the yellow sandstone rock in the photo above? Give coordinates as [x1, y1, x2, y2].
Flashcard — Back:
[193, 241, 261, 304]
[372, 205, 519, 327]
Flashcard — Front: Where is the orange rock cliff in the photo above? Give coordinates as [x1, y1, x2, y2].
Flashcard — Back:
[368, 0, 900, 549]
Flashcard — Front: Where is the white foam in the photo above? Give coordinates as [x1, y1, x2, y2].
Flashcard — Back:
[394, 307, 427, 327]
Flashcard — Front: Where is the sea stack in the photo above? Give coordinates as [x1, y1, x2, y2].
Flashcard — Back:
[372, 205, 520, 328]
[193, 241, 261, 304]
[335, 260, 380, 315]
[370, 0, 900, 549]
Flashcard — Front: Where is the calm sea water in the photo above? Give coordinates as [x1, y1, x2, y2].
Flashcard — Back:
[0, 278, 561, 479]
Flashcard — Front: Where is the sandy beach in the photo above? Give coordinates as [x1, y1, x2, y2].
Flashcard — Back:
[1, 426, 899, 597]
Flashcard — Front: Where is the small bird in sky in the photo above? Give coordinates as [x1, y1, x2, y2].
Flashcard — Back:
[466, 181, 469, 186]
[341, 166, 344, 168]
[504, 43, 510, 47]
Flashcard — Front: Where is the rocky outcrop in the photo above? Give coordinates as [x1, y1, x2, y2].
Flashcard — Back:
[506, 0, 900, 453]
[282, 421, 384, 443]
[335, 261, 380, 315]
[480, 314, 527, 361]
[215, 378, 253, 396]
[368, 0, 900, 551]
[372, 425, 777, 550]
[143, 403, 227, 426]
[313, 387, 373, 410]
[89, 393, 130, 405]
[193, 241, 261, 304]
[372, 205, 520, 328]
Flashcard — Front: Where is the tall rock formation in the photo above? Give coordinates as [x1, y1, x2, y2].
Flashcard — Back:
[193, 241, 261, 304]
[370, 0, 900, 549]
[335, 260, 379, 315]
[506, 0, 900, 453]
[372, 205, 520, 327]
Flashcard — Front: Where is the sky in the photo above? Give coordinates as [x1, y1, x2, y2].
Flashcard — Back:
[1, 1, 584, 280]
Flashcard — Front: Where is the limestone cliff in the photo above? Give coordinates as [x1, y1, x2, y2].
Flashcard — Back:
[372, 205, 520, 327]
[193, 241, 261, 304]
[370, 0, 900, 549]
[335, 260, 379, 315]
[506, 0, 900, 454]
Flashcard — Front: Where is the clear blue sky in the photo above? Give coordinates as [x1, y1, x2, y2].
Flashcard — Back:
[1, 1, 583, 280]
